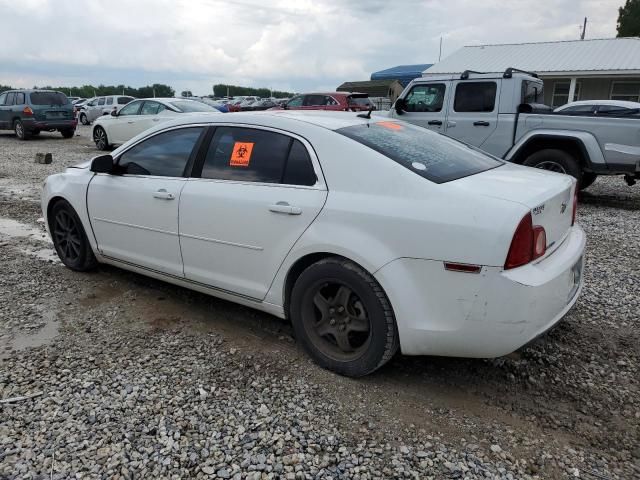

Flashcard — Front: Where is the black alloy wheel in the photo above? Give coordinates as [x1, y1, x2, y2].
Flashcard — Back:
[50, 200, 97, 271]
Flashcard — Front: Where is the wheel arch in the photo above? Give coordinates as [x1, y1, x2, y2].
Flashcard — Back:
[508, 135, 591, 169]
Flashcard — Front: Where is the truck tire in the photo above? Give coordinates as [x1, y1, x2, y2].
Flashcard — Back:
[523, 149, 582, 183]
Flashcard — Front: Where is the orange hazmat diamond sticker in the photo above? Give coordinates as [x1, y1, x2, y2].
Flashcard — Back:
[230, 142, 254, 167]
[376, 121, 403, 130]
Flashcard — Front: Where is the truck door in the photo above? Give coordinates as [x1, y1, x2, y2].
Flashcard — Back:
[445, 79, 500, 147]
[391, 82, 449, 133]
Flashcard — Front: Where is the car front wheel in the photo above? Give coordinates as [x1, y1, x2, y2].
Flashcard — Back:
[50, 200, 97, 271]
[79, 113, 89, 125]
[93, 126, 109, 150]
[290, 257, 399, 377]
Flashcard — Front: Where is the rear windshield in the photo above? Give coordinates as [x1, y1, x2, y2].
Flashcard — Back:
[336, 121, 502, 183]
[169, 100, 217, 113]
[29, 92, 69, 106]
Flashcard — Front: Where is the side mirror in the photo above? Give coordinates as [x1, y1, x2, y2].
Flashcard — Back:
[394, 98, 406, 115]
[90, 154, 114, 173]
[110, 110, 118, 117]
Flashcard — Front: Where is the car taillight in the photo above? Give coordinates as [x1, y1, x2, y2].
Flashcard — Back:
[23, 106, 34, 116]
[504, 213, 547, 269]
[572, 189, 578, 226]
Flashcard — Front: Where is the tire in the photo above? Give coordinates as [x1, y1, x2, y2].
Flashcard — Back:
[14, 119, 30, 140]
[93, 126, 109, 150]
[522, 149, 582, 183]
[50, 200, 98, 271]
[290, 257, 399, 377]
[61, 129, 75, 139]
[579, 172, 597, 190]
[32, 130, 40, 136]
[79, 112, 89, 125]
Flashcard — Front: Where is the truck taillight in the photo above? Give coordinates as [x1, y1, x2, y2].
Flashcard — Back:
[572, 189, 578, 226]
[505, 213, 547, 269]
[23, 106, 34, 116]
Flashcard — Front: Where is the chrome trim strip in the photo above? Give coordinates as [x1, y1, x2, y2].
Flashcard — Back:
[180, 232, 263, 251]
[92, 217, 178, 236]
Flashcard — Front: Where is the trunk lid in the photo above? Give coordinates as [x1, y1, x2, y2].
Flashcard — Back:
[28, 92, 74, 122]
[452, 163, 575, 250]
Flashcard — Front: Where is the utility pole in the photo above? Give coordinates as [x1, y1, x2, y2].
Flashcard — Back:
[580, 17, 587, 40]
[439, 36, 443, 61]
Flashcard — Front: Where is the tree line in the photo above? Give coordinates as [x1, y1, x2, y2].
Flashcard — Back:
[0, 83, 175, 98]
[213, 84, 294, 98]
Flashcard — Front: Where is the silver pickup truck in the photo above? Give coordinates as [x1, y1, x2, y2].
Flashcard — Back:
[388, 68, 640, 189]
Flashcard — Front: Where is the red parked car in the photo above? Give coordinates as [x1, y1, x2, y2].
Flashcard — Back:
[274, 92, 375, 112]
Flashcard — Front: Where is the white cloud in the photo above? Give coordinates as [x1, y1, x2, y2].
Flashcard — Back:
[0, 0, 622, 95]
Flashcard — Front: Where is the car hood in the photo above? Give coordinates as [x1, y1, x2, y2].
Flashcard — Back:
[69, 160, 92, 170]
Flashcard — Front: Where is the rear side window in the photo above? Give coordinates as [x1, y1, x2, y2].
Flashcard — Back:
[201, 127, 290, 183]
[287, 96, 304, 107]
[29, 92, 69, 106]
[283, 140, 316, 186]
[140, 101, 161, 115]
[15, 93, 25, 105]
[337, 121, 502, 184]
[118, 127, 203, 177]
[304, 95, 326, 106]
[454, 82, 497, 112]
[106, 97, 113, 105]
[98, 98, 105, 106]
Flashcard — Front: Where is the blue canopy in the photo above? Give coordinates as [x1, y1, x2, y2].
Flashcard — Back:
[371, 64, 433, 87]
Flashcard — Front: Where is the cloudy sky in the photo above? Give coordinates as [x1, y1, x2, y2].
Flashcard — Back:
[0, 0, 624, 95]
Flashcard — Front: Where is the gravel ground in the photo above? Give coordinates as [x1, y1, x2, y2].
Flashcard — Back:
[0, 126, 638, 479]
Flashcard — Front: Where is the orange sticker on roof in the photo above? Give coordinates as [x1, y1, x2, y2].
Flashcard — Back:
[230, 142, 254, 167]
[376, 121, 403, 130]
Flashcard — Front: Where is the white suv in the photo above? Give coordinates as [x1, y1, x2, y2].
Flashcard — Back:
[79, 95, 135, 125]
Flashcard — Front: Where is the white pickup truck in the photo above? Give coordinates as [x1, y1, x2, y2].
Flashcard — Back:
[387, 68, 640, 189]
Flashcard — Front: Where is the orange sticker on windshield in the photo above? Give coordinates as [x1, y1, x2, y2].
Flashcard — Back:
[376, 121, 403, 130]
[230, 142, 254, 167]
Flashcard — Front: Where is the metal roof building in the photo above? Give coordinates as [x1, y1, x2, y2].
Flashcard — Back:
[425, 38, 640, 107]
[336, 79, 405, 101]
[370, 64, 433, 87]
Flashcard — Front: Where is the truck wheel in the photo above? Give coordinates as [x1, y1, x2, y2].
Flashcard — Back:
[290, 257, 399, 377]
[523, 149, 582, 183]
[580, 172, 597, 190]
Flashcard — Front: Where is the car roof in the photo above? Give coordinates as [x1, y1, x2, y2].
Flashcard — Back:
[130, 110, 396, 133]
[556, 99, 640, 109]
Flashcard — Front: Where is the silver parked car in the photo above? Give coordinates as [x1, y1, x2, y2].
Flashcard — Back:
[79, 95, 135, 125]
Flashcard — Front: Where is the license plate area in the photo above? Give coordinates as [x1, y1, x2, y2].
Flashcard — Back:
[46, 111, 66, 119]
[568, 256, 583, 301]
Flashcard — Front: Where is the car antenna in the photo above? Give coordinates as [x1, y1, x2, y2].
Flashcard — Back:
[357, 106, 373, 119]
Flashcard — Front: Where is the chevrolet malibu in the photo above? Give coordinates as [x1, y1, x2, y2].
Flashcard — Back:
[42, 111, 585, 377]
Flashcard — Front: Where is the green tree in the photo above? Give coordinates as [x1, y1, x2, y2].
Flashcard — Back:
[213, 84, 294, 98]
[617, 0, 640, 37]
[0, 85, 12, 93]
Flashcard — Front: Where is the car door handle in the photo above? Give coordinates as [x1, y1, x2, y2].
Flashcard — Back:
[269, 202, 302, 215]
[152, 189, 175, 200]
[473, 121, 490, 126]
[446, 121, 457, 128]
[427, 120, 443, 126]
[152, 118, 160, 122]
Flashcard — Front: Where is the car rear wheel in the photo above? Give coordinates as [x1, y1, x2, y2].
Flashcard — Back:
[290, 257, 399, 377]
[50, 200, 97, 271]
[79, 113, 89, 125]
[61, 129, 74, 139]
[14, 120, 30, 140]
[93, 126, 109, 150]
[523, 149, 582, 184]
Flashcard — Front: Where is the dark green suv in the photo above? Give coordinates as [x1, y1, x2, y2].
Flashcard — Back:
[0, 90, 77, 140]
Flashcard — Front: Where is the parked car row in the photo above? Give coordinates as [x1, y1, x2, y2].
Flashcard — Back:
[77, 95, 135, 125]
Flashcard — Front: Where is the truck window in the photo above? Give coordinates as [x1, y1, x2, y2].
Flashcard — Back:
[404, 84, 446, 112]
[454, 82, 497, 112]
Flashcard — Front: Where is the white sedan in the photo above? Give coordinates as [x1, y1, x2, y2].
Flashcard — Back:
[42, 111, 585, 377]
[91, 98, 220, 150]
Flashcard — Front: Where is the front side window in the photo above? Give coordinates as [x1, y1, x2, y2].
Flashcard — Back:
[337, 121, 502, 184]
[404, 84, 446, 112]
[118, 101, 142, 116]
[287, 96, 304, 107]
[97, 97, 105, 106]
[454, 82, 497, 112]
[560, 104, 595, 114]
[29, 92, 68, 105]
[106, 97, 113, 105]
[304, 95, 325, 106]
[168, 100, 217, 113]
[0, 93, 6, 105]
[5, 92, 16, 105]
[610, 82, 640, 102]
[118, 127, 203, 177]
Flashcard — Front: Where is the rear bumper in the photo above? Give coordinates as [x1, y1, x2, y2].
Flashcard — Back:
[375, 225, 586, 357]
[23, 118, 77, 132]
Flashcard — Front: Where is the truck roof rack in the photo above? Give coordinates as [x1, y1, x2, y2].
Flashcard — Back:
[503, 67, 538, 79]
[460, 70, 486, 80]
